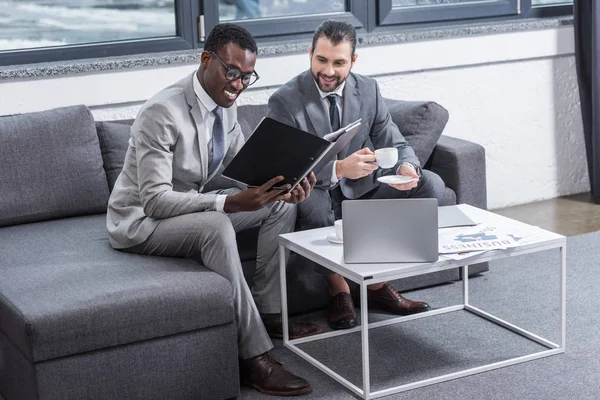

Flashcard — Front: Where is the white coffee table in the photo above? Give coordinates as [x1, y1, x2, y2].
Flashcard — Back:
[277, 204, 566, 399]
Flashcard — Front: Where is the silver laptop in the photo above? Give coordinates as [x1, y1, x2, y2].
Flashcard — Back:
[342, 199, 439, 263]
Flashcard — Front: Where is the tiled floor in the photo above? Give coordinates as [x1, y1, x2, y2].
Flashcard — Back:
[492, 192, 600, 237]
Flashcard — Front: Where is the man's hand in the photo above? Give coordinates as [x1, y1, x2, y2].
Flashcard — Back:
[224, 176, 292, 213]
[388, 163, 420, 191]
[285, 172, 317, 204]
[336, 148, 378, 180]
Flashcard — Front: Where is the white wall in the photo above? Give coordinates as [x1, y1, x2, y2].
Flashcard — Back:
[0, 26, 587, 209]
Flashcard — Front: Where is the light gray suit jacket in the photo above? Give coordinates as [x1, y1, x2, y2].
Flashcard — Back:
[107, 72, 245, 249]
[268, 70, 420, 199]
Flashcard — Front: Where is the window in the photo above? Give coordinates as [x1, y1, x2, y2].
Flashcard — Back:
[528, 0, 573, 17]
[203, 0, 367, 39]
[532, 0, 571, 4]
[0, 0, 574, 67]
[378, 0, 519, 26]
[0, 0, 196, 66]
[217, 0, 346, 21]
[0, 0, 177, 51]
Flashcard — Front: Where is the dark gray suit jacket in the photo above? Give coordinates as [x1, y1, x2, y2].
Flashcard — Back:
[268, 70, 420, 199]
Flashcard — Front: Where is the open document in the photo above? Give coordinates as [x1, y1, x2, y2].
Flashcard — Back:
[222, 117, 361, 193]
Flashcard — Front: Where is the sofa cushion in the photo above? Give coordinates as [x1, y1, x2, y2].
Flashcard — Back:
[0, 105, 110, 227]
[384, 99, 449, 165]
[96, 121, 132, 192]
[237, 104, 268, 138]
[0, 214, 234, 362]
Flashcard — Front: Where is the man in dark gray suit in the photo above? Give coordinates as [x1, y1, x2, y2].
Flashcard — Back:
[268, 20, 446, 331]
[107, 24, 321, 396]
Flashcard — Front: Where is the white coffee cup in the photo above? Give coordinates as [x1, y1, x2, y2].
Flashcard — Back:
[374, 147, 398, 169]
[334, 219, 343, 241]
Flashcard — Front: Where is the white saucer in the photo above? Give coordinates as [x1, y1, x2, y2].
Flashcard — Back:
[327, 234, 343, 244]
[377, 175, 417, 185]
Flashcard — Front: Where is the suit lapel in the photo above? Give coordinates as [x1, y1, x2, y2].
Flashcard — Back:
[300, 71, 331, 138]
[183, 72, 209, 181]
[340, 73, 362, 158]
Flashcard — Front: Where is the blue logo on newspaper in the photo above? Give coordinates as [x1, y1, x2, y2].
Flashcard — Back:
[440, 227, 515, 253]
[455, 232, 498, 242]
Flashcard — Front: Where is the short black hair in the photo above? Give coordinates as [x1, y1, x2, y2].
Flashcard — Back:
[311, 20, 357, 56]
[204, 23, 257, 54]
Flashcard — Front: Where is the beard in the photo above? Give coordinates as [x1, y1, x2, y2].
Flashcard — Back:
[313, 71, 346, 93]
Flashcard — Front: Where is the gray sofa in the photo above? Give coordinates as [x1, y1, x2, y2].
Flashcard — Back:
[0, 99, 486, 400]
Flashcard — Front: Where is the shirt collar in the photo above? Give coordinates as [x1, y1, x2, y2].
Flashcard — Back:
[314, 78, 346, 100]
[193, 71, 218, 112]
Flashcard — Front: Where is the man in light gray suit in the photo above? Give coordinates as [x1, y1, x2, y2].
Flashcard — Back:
[107, 24, 321, 396]
[268, 20, 446, 331]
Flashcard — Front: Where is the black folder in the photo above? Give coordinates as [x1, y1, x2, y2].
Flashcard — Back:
[222, 117, 361, 192]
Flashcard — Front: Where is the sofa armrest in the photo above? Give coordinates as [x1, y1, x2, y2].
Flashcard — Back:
[427, 135, 487, 209]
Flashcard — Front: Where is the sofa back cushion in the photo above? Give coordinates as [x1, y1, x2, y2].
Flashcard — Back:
[237, 104, 268, 138]
[384, 99, 449, 165]
[0, 105, 110, 227]
[96, 120, 133, 192]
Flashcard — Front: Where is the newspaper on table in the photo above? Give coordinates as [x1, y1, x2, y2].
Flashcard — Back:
[439, 225, 517, 254]
[438, 223, 548, 261]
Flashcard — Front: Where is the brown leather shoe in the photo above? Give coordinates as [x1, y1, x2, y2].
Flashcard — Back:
[261, 313, 323, 340]
[328, 292, 357, 330]
[240, 352, 312, 396]
[367, 283, 430, 315]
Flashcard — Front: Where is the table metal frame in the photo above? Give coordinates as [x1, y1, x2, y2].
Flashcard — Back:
[278, 237, 566, 399]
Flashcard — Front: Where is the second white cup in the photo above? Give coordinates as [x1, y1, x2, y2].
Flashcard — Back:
[334, 219, 343, 241]
[374, 147, 398, 169]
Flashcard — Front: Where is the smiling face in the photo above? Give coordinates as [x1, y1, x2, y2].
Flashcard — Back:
[198, 41, 257, 108]
[310, 36, 357, 93]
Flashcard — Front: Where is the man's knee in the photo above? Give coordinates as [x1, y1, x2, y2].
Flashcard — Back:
[273, 201, 297, 221]
[297, 188, 334, 229]
[260, 201, 297, 237]
[194, 212, 237, 245]
[418, 170, 446, 201]
[141, 212, 238, 261]
[296, 189, 325, 218]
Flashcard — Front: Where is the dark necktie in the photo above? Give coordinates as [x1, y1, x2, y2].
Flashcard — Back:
[327, 94, 340, 132]
[208, 106, 225, 176]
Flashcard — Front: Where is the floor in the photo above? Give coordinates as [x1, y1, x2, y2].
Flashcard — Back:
[492, 192, 600, 237]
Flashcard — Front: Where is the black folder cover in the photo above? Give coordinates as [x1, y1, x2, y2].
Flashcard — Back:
[222, 117, 358, 191]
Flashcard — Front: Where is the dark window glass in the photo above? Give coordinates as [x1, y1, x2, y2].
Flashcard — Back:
[392, 0, 483, 6]
[217, 0, 345, 21]
[532, 0, 572, 4]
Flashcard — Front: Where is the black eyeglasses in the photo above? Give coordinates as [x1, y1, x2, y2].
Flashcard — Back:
[209, 51, 260, 86]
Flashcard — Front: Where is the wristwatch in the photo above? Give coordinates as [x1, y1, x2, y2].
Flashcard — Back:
[399, 162, 422, 178]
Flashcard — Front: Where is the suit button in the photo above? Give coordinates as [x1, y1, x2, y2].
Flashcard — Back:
[316, 180, 323, 185]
